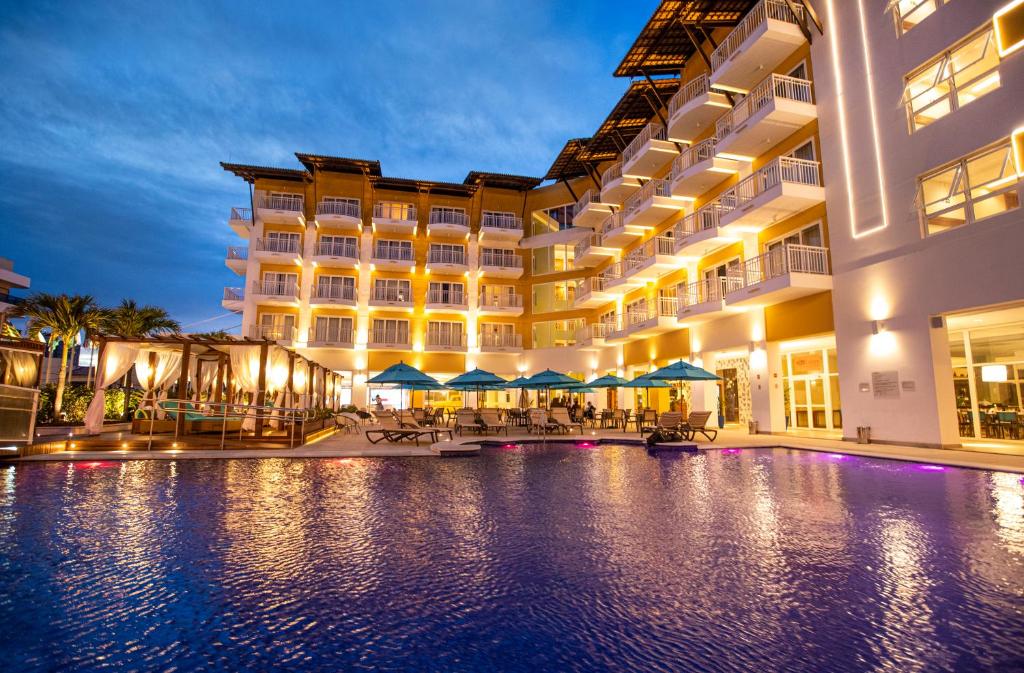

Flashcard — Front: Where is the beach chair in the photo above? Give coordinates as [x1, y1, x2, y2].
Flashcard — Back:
[365, 414, 441, 445]
[527, 408, 559, 434]
[641, 411, 682, 436]
[397, 411, 454, 441]
[455, 409, 484, 436]
[477, 408, 509, 435]
[549, 407, 583, 434]
[679, 411, 717, 442]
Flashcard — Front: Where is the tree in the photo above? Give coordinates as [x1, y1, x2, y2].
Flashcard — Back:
[101, 299, 181, 417]
[13, 294, 107, 419]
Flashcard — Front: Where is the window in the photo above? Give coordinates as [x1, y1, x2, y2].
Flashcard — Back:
[371, 319, 409, 345]
[372, 278, 411, 302]
[373, 239, 413, 260]
[429, 206, 467, 226]
[904, 27, 1001, 131]
[532, 281, 576, 313]
[426, 321, 463, 347]
[428, 281, 465, 305]
[313, 316, 353, 344]
[890, 0, 946, 36]
[531, 244, 574, 274]
[258, 313, 295, 340]
[427, 243, 465, 264]
[316, 275, 355, 300]
[530, 204, 574, 235]
[787, 61, 808, 81]
[375, 201, 415, 221]
[481, 248, 519, 267]
[480, 284, 519, 308]
[920, 140, 1021, 235]
[703, 259, 741, 297]
[480, 322, 517, 348]
[767, 223, 823, 253]
[532, 319, 585, 348]
[260, 272, 297, 295]
[787, 139, 816, 162]
[319, 196, 360, 217]
[264, 231, 300, 253]
[318, 235, 357, 257]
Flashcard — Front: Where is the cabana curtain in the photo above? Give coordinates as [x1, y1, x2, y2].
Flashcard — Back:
[135, 351, 182, 419]
[228, 345, 262, 430]
[1, 350, 39, 387]
[83, 342, 141, 434]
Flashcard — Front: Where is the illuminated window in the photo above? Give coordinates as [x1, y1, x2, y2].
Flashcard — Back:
[994, 0, 1024, 57]
[920, 140, 1021, 235]
[531, 319, 585, 348]
[890, 0, 947, 36]
[370, 319, 409, 345]
[904, 27, 1001, 131]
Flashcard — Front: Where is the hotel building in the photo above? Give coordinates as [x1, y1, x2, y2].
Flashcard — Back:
[220, 0, 1024, 450]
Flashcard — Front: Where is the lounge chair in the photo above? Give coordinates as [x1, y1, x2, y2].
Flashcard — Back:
[477, 408, 509, 435]
[527, 408, 559, 434]
[454, 409, 484, 436]
[641, 411, 682, 436]
[679, 411, 717, 442]
[396, 411, 454, 441]
[549, 407, 582, 434]
[365, 414, 443, 445]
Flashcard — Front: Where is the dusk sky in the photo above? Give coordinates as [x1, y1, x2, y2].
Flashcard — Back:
[1, 0, 657, 332]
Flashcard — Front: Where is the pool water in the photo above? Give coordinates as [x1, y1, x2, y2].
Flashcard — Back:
[2, 445, 1023, 672]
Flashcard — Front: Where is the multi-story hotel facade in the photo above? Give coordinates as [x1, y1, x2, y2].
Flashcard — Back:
[220, 0, 1024, 450]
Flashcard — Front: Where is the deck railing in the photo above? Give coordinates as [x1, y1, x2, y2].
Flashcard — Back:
[597, 211, 623, 235]
[428, 209, 469, 227]
[249, 324, 297, 342]
[312, 284, 357, 302]
[259, 193, 304, 212]
[733, 244, 830, 288]
[719, 156, 821, 212]
[371, 286, 411, 303]
[427, 289, 467, 306]
[223, 287, 244, 302]
[601, 161, 623, 184]
[623, 178, 672, 218]
[252, 280, 298, 298]
[574, 231, 605, 258]
[308, 326, 354, 346]
[622, 122, 667, 166]
[230, 207, 252, 222]
[256, 237, 301, 254]
[373, 202, 417, 222]
[370, 329, 410, 346]
[427, 248, 467, 265]
[716, 74, 813, 139]
[481, 211, 522, 230]
[372, 244, 415, 262]
[426, 331, 467, 348]
[669, 73, 711, 117]
[479, 292, 523, 309]
[315, 239, 358, 258]
[226, 246, 248, 261]
[316, 199, 361, 219]
[678, 276, 728, 307]
[573, 189, 597, 217]
[575, 276, 607, 301]
[711, 0, 805, 72]
[480, 250, 522, 268]
[672, 137, 718, 176]
[480, 332, 522, 349]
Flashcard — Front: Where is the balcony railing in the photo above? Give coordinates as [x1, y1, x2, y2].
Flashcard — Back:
[249, 324, 297, 342]
[427, 289, 467, 306]
[598, 264, 622, 283]
[317, 199, 360, 219]
[672, 137, 718, 175]
[308, 326, 354, 346]
[597, 211, 623, 235]
[716, 74, 813, 139]
[428, 209, 469, 227]
[622, 122, 667, 166]
[313, 284, 357, 302]
[226, 246, 248, 261]
[710, 0, 805, 72]
[678, 276, 728, 307]
[479, 292, 523, 309]
[575, 276, 607, 300]
[223, 287, 244, 302]
[719, 156, 821, 212]
[230, 207, 252, 222]
[574, 231, 605, 258]
[259, 193, 304, 212]
[256, 237, 301, 254]
[372, 245, 415, 262]
[373, 202, 417, 222]
[573, 189, 597, 216]
[623, 179, 671, 218]
[731, 244, 830, 288]
[427, 249, 466, 265]
[480, 250, 522, 268]
[480, 332, 522, 349]
[426, 331, 467, 348]
[481, 212, 523, 230]
[668, 74, 711, 117]
[601, 161, 623, 184]
[315, 239, 358, 258]
[370, 330, 410, 346]
[252, 280, 298, 298]
[673, 201, 726, 241]
[371, 287, 411, 303]
[583, 322, 612, 340]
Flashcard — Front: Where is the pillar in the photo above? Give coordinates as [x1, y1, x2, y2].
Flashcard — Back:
[174, 342, 192, 437]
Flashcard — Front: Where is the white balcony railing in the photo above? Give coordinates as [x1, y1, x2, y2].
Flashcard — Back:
[573, 189, 597, 216]
[230, 207, 252, 222]
[622, 122, 667, 166]
[370, 329, 410, 346]
[732, 244, 830, 288]
[710, 0, 805, 72]
[480, 250, 522, 268]
[315, 240, 358, 258]
[673, 201, 726, 242]
[574, 231, 605, 258]
[256, 237, 301, 254]
[426, 331, 467, 348]
[226, 246, 248, 261]
[479, 292, 523, 309]
[575, 276, 607, 300]
[597, 211, 623, 235]
[716, 74, 813, 139]
[428, 209, 469, 227]
[373, 202, 417, 222]
[678, 276, 729, 307]
[371, 287, 411, 303]
[602, 161, 623, 184]
[427, 289, 467, 306]
[308, 326, 354, 346]
[481, 212, 522, 231]
[259, 193, 304, 212]
[317, 199, 360, 219]
[668, 74, 711, 117]
[585, 322, 612, 340]
[672, 137, 718, 175]
[480, 333, 522, 349]
[427, 248, 466, 265]
[623, 179, 672, 218]
[372, 245, 415, 262]
[313, 284, 357, 302]
[223, 287, 244, 302]
[250, 324, 297, 342]
[252, 280, 298, 298]
[719, 156, 821, 213]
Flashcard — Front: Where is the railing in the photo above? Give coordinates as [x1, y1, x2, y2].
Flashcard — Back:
[711, 0, 805, 72]
[669, 73, 712, 117]
[480, 333, 522, 349]
[426, 331, 467, 348]
[574, 231, 605, 258]
[478, 292, 523, 309]
[733, 244, 830, 288]
[317, 199, 361, 219]
[575, 276, 607, 300]
[427, 289, 467, 306]
[623, 179, 671, 217]
[573, 189, 597, 216]
[371, 287, 411, 303]
[673, 201, 726, 244]
[259, 193, 304, 212]
[672, 137, 718, 176]
[256, 237, 301, 254]
[623, 122, 667, 166]
[372, 245, 415, 262]
[481, 211, 522, 230]
[480, 250, 522, 268]
[252, 280, 299, 298]
[313, 284, 357, 302]
[716, 74, 813, 139]
[226, 246, 248, 261]
[370, 330, 410, 346]
[249, 324, 297, 342]
[597, 211, 623, 235]
[223, 287, 244, 302]
[678, 276, 728, 307]
[719, 156, 821, 212]
[428, 209, 469, 227]
[581, 322, 612, 341]
[230, 207, 252, 222]
[315, 239, 358, 258]
[308, 326, 354, 346]
[601, 161, 623, 184]
[373, 202, 417, 222]
[598, 264, 622, 283]
[427, 248, 467, 265]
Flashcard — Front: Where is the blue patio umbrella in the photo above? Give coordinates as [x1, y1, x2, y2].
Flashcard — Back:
[586, 374, 630, 388]
[522, 369, 582, 408]
[366, 361, 442, 411]
[502, 375, 534, 409]
[645, 360, 719, 412]
[445, 368, 508, 408]
[623, 372, 672, 409]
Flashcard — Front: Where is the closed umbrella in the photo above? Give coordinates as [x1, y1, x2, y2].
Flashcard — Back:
[366, 361, 442, 411]
[503, 375, 533, 409]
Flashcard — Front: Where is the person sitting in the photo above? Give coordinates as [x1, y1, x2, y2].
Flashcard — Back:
[584, 401, 596, 421]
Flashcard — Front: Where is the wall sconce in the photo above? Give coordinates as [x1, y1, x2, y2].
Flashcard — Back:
[871, 320, 886, 335]
[981, 364, 1008, 382]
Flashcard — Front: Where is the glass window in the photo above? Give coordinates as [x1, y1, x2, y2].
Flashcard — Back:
[371, 319, 409, 344]
[532, 281, 575, 314]
[313, 316, 353, 344]
[373, 239, 413, 260]
[372, 279, 411, 301]
[532, 319, 585, 348]
[427, 281, 464, 304]
[920, 140, 1020, 235]
[891, 0, 946, 36]
[530, 204, 574, 236]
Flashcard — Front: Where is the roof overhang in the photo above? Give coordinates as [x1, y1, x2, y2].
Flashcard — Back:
[220, 162, 311, 184]
[295, 153, 382, 176]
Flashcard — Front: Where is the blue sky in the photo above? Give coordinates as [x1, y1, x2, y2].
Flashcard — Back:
[0, 0, 657, 332]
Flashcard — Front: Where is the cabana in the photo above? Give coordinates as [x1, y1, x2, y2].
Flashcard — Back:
[0, 336, 45, 449]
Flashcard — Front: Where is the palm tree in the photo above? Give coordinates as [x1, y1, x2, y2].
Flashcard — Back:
[13, 294, 107, 419]
[102, 299, 181, 418]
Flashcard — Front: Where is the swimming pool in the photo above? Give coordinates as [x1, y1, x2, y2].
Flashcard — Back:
[1, 445, 1022, 671]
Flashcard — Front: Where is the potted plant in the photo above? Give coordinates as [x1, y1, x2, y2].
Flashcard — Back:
[717, 396, 725, 429]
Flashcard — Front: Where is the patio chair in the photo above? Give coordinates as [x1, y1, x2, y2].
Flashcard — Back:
[400, 413, 454, 441]
[635, 408, 657, 434]
[549, 407, 583, 434]
[641, 411, 682, 436]
[679, 411, 717, 442]
[365, 414, 444, 445]
[478, 408, 509, 435]
[527, 408, 559, 434]
[455, 409, 484, 436]
[612, 408, 628, 429]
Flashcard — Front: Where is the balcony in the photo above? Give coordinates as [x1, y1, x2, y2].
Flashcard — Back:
[425, 331, 468, 352]
[600, 161, 641, 205]
[315, 199, 361, 231]
[477, 292, 524, 317]
[715, 74, 816, 158]
[250, 280, 299, 306]
[425, 289, 469, 312]
[670, 138, 740, 199]
[253, 237, 302, 263]
[249, 324, 297, 344]
[221, 287, 244, 312]
[371, 245, 415, 271]
[478, 211, 523, 242]
[572, 189, 614, 229]
[427, 209, 470, 237]
[479, 332, 523, 353]
[622, 122, 678, 179]
[228, 207, 252, 239]
[609, 298, 680, 341]
[672, 203, 739, 261]
[368, 288, 413, 310]
[718, 156, 825, 234]
[425, 249, 468, 275]
[257, 193, 305, 227]
[709, 0, 807, 93]
[573, 231, 616, 267]
[478, 250, 523, 279]
[622, 179, 687, 229]
[307, 326, 354, 348]
[225, 246, 248, 275]
[372, 202, 418, 234]
[620, 236, 679, 283]
[667, 74, 732, 143]
[603, 259, 648, 295]
[311, 239, 359, 269]
[575, 323, 611, 351]
[368, 330, 411, 350]
[309, 284, 358, 307]
[573, 276, 614, 308]
[724, 244, 832, 308]
[676, 277, 736, 325]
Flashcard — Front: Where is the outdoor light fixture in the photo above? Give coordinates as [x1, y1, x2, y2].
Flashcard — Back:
[871, 320, 886, 335]
[1013, 127, 1024, 177]
[981, 364, 1009, 382]
[994, 0, 1024, 57]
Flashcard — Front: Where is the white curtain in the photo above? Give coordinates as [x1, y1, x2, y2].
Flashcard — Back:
[192, 359, 218, 403]
[291, 358, 308, 408]
[135, 350, 182, 419]
[84, 343, 141, 434]
[1, 350, 39, 387]
[228, 345, 262, 430]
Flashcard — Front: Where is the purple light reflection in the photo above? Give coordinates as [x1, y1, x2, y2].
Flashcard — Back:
[721, 449, 742, 455]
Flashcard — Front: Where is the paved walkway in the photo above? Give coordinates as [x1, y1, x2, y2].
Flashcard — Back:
[10, 428, 1024, 473]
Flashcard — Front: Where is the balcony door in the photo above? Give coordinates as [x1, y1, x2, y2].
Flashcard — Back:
[317, 275, 354, 300]
[262, 272, 297, 293]
[266, 231, 300, 253]
[314, 316, 352, 344]
[259, 313, 295, 340]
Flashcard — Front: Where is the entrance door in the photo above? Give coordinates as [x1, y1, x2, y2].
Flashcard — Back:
[717, 368, 739, 423]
